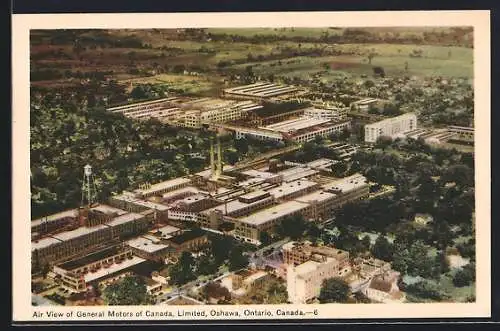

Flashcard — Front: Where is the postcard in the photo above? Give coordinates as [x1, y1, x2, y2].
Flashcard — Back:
[12, 10, 490, 322]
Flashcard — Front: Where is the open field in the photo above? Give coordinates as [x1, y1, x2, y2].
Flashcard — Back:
[118, 73, 224, 95]
[232, 43, 473, 78]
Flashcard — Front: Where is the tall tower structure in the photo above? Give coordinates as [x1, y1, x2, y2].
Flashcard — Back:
[81, 164, 97, 207]
[210, 137, 216, 176]
[216, 135, 223, 177]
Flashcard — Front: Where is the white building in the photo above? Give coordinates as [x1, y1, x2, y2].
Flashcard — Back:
[364, 113, 417, 143]
[286, 257, 350, 304]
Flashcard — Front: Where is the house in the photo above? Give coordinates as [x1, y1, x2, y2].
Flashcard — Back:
[362, 270, 406, 303]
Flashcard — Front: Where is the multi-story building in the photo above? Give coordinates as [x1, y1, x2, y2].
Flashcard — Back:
[164, 228, 209, 254]
[232, 200, 310, 244]
[282, 241, 350, 270]
[31, 205, 151, 271]
[286, 256, 350, 304]
[304, 106, 348, 122]
[223, 82, 304, 101]
[179, 99, 263, 128]
[447, 125, 474, 143]
[127, 236, 176, 263]
[364, 113, 417, 143]
[52, 245, 144, 292]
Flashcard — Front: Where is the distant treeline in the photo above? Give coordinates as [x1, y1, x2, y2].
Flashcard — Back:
[204, 27, 473, 48]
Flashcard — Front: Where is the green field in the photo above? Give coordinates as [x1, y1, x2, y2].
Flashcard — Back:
[232, 43, 473, 79]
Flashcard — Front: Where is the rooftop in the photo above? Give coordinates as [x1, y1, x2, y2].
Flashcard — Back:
[32, 236, 63, 251]
[321, 174, 368, 193]
[294, 190, 337, 204]
[58, 245, 123, 271]
[127, 236, 169, 253]
[133, 177, 191, 196]
[263, 117, 331, 133]
[266, 180, 318, 199]
[167, 228, 207, 245]
[50, 224, 109, 242]
[84, 256, 146, 283]
[32, 209, 78, 227]
[224, 82, 300, 98]
[105, 212, 145, 227]
[365, 113, 416, 128]
[237, 200, 309, 226]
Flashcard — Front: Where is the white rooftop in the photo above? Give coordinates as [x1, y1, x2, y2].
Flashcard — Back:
[51, 224, 109, 242]
[263, 117, 330, 133]
[243, 271, 268, 284]
[127, 237, 169, 253]
[294, 190, 337, 204]
[84, 256, 146, 283]
[266, 180, 318, 199]
[161, 187, 200, 200]
[241, 170, 279, 179]
[321, 174, 368, 193]
[106, 212, 144, 227]
[32, 237, 62, 251]
[295, 260, 320, 275]
[278, 166, 319, 182]
[155, 225, 181, 236]
[134, 177, 191, 196]
[237, 200, 309, 226]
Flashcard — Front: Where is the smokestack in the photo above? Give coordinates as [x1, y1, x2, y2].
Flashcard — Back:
[210, 138, 215, 176]
[216, 135, 223, 176]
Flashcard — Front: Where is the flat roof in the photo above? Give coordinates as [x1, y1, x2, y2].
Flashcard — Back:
[161, 187, 200, 200]
[58, 246, 123, 270]
[277, 166, 319, 182]
[106, 212, 144, 227]
[32, 209, 78, 227]
[266, 180, 318, 199]
[203, 195, 273, 216]
[84, 256, 146, 283]
[295, 260, 320, 275]
[32, 236, 63, 251]
[179, 194, 211, 205]
[51, 224, 109, 242]
[294, 190, 337, 204]
[365, 113, 416, 128]
[155, 225, 181, 236]
[263, 117, 330, 133]
[237, 200, 309, 226]
[168, 228, 206, 245]
[127, 237, 169, 253]
[321, 174, 368, 193]
[306, 158, 338, 169]
[112, 194, 169, 211]
[134, 178, 191, 196]
[90, 204, 129, 216]
[239, 190, 270, 201]
[241, 170, 278, 179]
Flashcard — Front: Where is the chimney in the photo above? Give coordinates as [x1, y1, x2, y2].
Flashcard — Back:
[210, 138, 215, 176]
[216, 135, 223, 177]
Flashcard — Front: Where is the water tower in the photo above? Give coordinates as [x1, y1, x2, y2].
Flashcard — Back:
[81, 164, 97, 207]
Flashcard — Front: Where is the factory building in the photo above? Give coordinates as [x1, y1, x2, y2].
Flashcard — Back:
[222, 82, 304, 101]
[52, 245, 145, 292]
[364, 113, 417, 143]
[31, 204, 151, 271]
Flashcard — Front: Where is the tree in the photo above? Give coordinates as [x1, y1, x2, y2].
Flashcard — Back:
[103, 275, 154, 305]
[372, 236, 394, 261]
[318, 278, 350, 303]
[224, 150, 239, 165]
[367, 52, 376, 65]
[234, 137, 249, 155]
[202, 281, 230, 301]
[228, 246, 249, 271]
[433, 250, 450, 278]
[259, 231, 272, 246]
[375, 136, 393, 151]
[453, 263, 475, 287]
[275, 215, 308, 240]
[197, 254, 219, 276]
[169, 252, 196, 285]
[265, 279, 288, 304]
[210, 235, 234, 264]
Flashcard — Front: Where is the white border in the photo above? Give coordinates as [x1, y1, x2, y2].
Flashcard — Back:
[12, 10, 491, 321]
